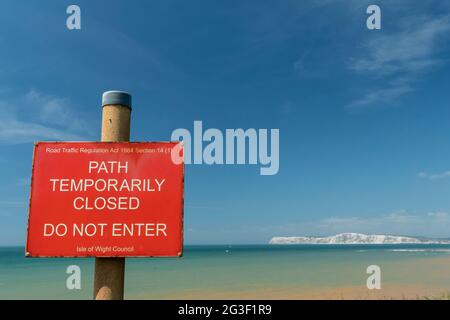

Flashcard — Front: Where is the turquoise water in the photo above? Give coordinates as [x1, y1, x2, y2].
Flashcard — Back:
[1, 245, 450, 299]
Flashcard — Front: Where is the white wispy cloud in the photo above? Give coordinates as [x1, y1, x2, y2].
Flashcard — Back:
[348, 14, 450, 109]
[417, 171, 450, 180]
[319, 210, 423, 229]
[427, 211, 449, 219]
[349, 80, 413, 107]
[350, 16, 450, 76]
[24, 90, 87, 132]
[0, 89, 90, 144]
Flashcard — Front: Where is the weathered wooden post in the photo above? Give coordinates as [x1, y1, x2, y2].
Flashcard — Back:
[93, 90, 132, 300]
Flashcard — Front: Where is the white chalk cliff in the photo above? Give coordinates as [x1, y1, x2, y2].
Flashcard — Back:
[269, 233, 450, 244]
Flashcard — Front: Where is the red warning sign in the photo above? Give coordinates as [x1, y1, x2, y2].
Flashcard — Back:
[26, 142, 184, 257]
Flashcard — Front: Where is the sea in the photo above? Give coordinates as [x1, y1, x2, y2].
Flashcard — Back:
[1, 244, 450, 299]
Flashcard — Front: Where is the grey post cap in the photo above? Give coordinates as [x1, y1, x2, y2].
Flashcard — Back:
[102, 91, 132, 109]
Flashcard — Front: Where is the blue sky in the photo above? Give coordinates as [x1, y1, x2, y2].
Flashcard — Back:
[1, 0, 450, 245]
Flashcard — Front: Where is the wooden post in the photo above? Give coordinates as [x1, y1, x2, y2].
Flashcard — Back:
[93, 91, 132, 300]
